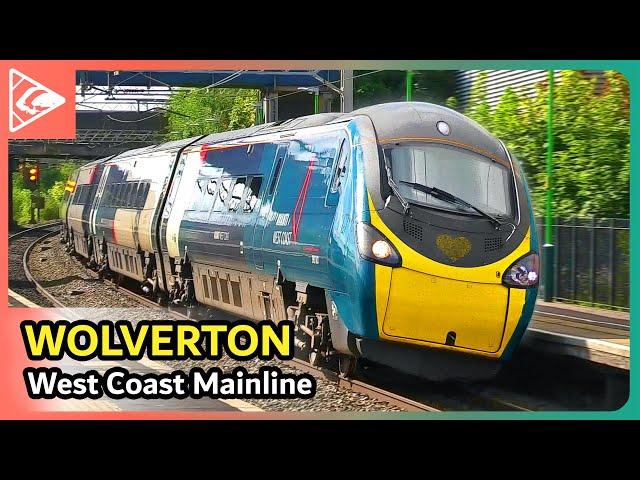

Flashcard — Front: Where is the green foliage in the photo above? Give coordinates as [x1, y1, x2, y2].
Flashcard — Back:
[445, 96, 458, 110]
[165, 88, 260, 140]
[462, 70, 630, 218]
[12, 162, 78, 224]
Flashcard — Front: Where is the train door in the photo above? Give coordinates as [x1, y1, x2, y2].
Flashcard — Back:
[257, 134, 340, 286]
[164, 149, 201, 260]
[253, 143, 289, 270]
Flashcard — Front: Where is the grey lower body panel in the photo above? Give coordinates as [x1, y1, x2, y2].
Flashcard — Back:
[356, 337, 503, 381]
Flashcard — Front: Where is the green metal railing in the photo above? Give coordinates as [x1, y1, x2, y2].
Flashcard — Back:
[536, 217, 629, 310]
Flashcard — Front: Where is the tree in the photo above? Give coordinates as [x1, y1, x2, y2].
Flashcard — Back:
[12, 162, 77, 225]
[164, 88, 260, 140]
[461, 70, 629, 218]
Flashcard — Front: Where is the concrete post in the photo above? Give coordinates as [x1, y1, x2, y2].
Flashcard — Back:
[340, 70, 354, 113]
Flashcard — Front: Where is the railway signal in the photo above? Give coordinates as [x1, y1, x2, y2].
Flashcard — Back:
[23, 163, 40, 190]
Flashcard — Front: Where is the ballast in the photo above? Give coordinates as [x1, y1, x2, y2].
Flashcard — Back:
[20, 319, 293, 361]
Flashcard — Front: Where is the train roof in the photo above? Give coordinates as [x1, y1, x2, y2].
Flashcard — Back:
[113, 135, 205, 159]
[94, 102, 505, 162]
[191, 112, 344, 147]
[76, 156, 112, 171]
[349, 102, 506, 160]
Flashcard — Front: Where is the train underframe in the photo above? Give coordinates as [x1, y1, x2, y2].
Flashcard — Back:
[62, 230, 359, 376]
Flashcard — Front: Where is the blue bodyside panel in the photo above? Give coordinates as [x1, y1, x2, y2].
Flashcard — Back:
[180, 130, 351, 292]
[180, 144, 274, 271]
[326, 121, 379, 339]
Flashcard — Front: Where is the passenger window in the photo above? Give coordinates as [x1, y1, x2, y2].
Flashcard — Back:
[137, 183, 149, 209]
[229, 177, 246, 211]
[243, 177, 262, 213]
[199, 180, 216, 213]
[331, 138, 349, 193]
[126, 183, 136, 208]
[213, 178, 232, 212]
[102, 185, 111, 206]
[269, 156, 284, 195]
[187, 182, 203, 212]
[207, 179, 218, 196]
[119, 184, 125, 207]
[117, 183, 125, 206]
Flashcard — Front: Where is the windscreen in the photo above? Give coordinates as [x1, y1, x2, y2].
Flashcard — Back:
[386, 143, 513, 217]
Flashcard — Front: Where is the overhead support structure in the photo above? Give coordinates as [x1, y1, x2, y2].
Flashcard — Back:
[341, 70, 354, 113]
[77, 70, 341, 91]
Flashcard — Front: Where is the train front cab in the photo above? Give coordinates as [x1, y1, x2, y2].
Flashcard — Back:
[335, 106, 540, 380]
[362, 203, 539, 380]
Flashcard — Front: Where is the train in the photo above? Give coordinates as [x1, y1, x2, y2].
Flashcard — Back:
[60, 102, 539, 380]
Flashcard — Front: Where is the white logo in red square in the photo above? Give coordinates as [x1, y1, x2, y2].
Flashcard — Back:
[9, 68, 66, 133]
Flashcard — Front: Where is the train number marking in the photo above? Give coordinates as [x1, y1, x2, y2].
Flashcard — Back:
[275, 213, 290, 226]
[273, 231, 292, 245]
[213, 231, 230, 241]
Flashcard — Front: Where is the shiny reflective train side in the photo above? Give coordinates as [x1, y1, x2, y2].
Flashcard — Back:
[62, 103, 539, 380]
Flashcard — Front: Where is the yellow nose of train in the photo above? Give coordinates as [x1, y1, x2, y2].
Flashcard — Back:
[369, 201, 533, 358]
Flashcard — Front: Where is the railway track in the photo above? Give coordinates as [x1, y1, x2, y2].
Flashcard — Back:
[9, 221, 62, 307]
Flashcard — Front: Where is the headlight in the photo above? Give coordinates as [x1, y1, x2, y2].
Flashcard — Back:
[356, 222, 401, 267]
[502, 252, 539, 288]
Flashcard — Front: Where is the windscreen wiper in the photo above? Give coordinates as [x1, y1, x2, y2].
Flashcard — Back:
[400, 181, 505, 228]
[383, 151, 411, 216]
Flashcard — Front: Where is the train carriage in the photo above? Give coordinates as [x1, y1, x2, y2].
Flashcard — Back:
[89, 137, 202, 284]
[62, 102, 539, 380]
[64, 158, 108, 260]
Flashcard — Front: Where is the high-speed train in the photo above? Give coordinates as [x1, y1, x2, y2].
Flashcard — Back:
[61, 102, 539, 380]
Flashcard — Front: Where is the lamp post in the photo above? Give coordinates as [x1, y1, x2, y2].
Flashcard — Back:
[406, 70, 413, 101]
[543, 70, 555, 302]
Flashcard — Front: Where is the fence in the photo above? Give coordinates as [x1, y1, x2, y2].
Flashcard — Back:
[535, 217, 630, 311]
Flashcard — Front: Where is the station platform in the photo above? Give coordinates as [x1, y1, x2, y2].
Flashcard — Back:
[524, 301, 629, 370]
